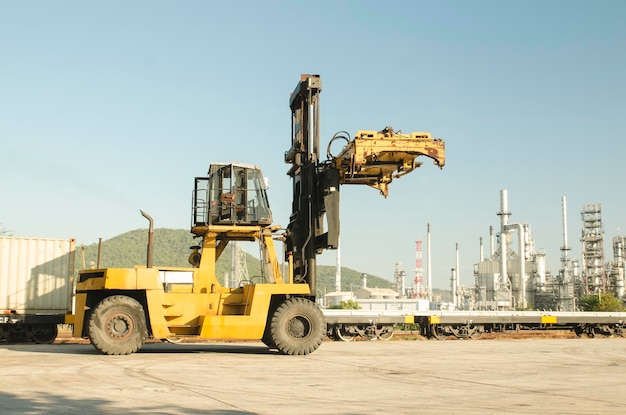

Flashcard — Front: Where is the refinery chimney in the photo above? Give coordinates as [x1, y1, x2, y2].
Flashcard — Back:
[480, 236, 484, 262]
[455, 243, 461, 307]
[498, 190, 510, 288]
[450, 268, 457, 308]
[560, 196, 571, 270]
[335, 237, 341, 292]
[427, 223, 432, 298]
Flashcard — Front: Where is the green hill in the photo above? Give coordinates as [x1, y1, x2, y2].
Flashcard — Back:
[76, 228, 394, 294]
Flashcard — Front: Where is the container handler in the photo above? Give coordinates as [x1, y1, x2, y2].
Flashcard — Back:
[72, 74, 445, 355]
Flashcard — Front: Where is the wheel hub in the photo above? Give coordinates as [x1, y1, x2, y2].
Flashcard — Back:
[107, 312, 134, 340]
[288, 315, 311, 339]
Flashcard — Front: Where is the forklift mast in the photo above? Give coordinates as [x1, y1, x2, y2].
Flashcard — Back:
[284, 75, 337, 294]
[284, 74, 445, 295]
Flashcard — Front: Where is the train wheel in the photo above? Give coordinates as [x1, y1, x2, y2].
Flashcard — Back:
[450, 325, 470, 339]
[469, 325, 484, 339]
[88, 295, 148, 355]
[270, 297, 325, 355]
[376, 325, 394, 341]
[429, 325, 443, 340]
[333, 324, 356, 342]
[574, 325, 584, 337]
[32, 325, 58, 344]
[598, 325, 615, 337]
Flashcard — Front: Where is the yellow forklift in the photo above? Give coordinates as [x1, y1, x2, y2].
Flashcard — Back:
[72, 74, 445, 355]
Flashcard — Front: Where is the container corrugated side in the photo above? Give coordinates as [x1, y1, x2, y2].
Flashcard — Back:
[0, 236, 76, 314]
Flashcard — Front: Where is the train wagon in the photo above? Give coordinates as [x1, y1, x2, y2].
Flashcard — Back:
[0, 236, 76, 343]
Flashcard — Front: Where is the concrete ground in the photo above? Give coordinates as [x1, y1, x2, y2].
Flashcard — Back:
[1, 337, 625, 414]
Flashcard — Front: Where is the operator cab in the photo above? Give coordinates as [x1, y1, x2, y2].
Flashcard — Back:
[192, 162, 272, 227]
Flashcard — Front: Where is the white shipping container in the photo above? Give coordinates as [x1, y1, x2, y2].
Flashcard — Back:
[0, 236, 76, 314]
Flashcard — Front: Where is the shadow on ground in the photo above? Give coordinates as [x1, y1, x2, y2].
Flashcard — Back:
[1, 342, 279, 355]
[0, 391, 256, 415]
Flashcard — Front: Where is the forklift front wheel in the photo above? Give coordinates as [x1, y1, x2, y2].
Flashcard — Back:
[270, 297, 325, 355]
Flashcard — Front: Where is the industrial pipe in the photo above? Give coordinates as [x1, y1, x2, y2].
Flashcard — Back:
[97, 237, 102, 268]
[497, 190, 510, 299]
[505, 223, 526, 309]
[427, 223, 432, 299]
[140, 210, 154, 269]
[479, 236, 484, 263]
[450, 268, 457, 308]
[455, 243, 461, 308]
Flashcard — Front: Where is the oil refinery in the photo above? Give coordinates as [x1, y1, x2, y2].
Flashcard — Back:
[326, 189, 625, 313]
[322, 189, 626, 341]
[465, 190, 623, 312]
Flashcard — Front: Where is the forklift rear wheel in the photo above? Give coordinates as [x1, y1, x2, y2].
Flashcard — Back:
[88, 295, 148, 355]
[270, 297, 325, 355]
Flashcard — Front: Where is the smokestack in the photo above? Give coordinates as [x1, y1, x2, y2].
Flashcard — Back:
[456, 242, 461, 307]
[335, 237, 341, 292]
[560, 196, 571, 270]
[427, 223, 432, 296]
[562, 196, 568, 250]
[480, 236, 484, 262]
[498, 190, 510, 289]
[451, 268, 457, 307]
[499, 189, 511, 227]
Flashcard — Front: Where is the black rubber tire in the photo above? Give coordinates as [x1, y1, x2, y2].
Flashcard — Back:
[261, 321, 278, 349]
[88, 295, 148, 355]
[270, 297, 325, 355]
[32, 325, 58, 344]
[261, 330, 277, 349]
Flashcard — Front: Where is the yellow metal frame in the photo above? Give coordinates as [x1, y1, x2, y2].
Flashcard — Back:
[332, 127, 445, 197]
[73, 222, 312, 341]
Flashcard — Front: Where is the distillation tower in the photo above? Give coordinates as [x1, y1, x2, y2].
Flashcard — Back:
[414, 240, 425, 298]
[580, 204, 605, 295]
[575, 204, 625, 301]
[552, 196, 577, 310]
[394, 262, 407, 298]
[604, 236, 626, 300]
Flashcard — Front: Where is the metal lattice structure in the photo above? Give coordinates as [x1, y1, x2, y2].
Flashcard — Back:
[580, 204, 605, 295]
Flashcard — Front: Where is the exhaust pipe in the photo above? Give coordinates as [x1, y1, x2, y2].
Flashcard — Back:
[97, 237, 103, 268]
[140, 210, 154, 268]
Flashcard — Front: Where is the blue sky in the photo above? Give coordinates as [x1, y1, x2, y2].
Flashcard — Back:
[1, 1, 625, 289]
